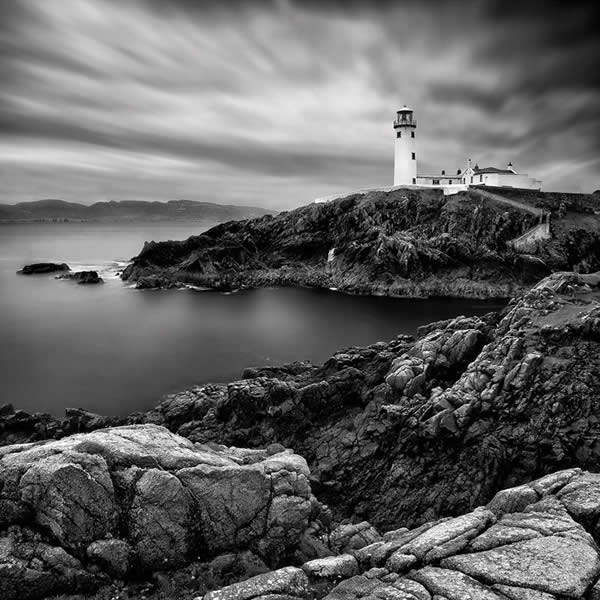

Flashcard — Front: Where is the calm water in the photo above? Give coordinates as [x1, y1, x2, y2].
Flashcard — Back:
[0, 222, 506, 416]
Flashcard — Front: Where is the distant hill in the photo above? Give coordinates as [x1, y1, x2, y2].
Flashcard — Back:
[0, 199, 274, 222]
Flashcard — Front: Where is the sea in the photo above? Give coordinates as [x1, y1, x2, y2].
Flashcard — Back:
[0, 222, 507, 416]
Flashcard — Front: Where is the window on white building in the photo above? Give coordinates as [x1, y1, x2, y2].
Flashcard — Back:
[433, 179, 439, 185]
[411, 132, 415, 138]
[411, 153, 415, 160]
[396, 132, 401, 138]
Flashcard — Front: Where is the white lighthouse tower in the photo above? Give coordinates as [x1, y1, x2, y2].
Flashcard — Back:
[393, 106, 417, 186]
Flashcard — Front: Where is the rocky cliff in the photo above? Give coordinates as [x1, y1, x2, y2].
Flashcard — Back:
[121, 187, 600, 298]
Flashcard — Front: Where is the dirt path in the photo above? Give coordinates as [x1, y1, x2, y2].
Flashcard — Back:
[471, 188, 545, 217]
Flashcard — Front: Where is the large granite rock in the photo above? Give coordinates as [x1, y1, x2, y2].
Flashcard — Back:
[0, 425, 319, 599]
[18, 449, 117, 552]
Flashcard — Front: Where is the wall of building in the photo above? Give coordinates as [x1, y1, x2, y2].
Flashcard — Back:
[393, 126, 417, 186]
[413, 182, 468, 195]
[468, 172, 542, 190]
[416, 175, 463, 186]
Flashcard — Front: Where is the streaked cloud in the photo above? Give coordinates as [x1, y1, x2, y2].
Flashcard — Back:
[0, 0, 598, 209]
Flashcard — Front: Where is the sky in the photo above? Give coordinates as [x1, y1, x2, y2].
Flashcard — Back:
[0, 0, 598, 210]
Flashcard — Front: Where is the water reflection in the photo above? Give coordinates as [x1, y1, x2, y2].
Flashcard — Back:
[0, 223, 507, 416]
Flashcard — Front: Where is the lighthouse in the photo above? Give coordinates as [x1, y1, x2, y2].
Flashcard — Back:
[393, 106, 417, 186]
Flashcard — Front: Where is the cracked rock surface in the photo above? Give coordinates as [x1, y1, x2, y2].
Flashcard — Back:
[202, 468, 600, 600]
[0, 425, 319, 599]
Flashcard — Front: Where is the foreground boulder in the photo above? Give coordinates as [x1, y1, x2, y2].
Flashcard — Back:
[198, 469, 600, 600]
[0, 425, 320, 599]
[17, 262, 70, 275]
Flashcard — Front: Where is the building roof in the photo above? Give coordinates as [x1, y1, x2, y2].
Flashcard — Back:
[417, 174, 461, 179]
[474, 166, 515, 175]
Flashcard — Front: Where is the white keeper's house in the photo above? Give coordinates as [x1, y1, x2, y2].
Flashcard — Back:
[393, 106, 542, 191]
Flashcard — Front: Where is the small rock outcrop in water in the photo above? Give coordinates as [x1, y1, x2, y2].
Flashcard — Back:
[122, 187, 600, 298]
[17, 262, 70, 275]
[57, 270, 104, 284]
[0, 424, 321, 599]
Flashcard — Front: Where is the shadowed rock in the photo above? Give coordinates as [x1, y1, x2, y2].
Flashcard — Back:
[17, 262, 70, 275]
[57, 270, 103, 284]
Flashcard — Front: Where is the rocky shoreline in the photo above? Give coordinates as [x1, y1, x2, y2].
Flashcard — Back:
[121, 187, 600, 299]
[2, 270, 600, 598]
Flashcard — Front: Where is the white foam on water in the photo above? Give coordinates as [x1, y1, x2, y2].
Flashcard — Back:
[63, 259, 132, 281]
[184, 285, 212, 291]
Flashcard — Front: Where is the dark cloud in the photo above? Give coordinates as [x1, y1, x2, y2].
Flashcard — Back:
[0, 0, 598, 208]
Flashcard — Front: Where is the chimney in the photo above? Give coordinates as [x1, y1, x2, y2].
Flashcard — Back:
[507, 161, 515, 173]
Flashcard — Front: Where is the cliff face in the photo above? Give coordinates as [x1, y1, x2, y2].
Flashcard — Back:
[122, 187, 600, 298]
